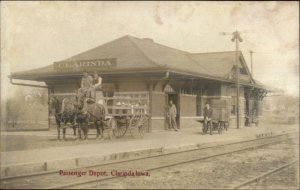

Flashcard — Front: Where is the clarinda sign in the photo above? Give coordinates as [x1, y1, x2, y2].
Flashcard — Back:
[54, 58, 117, 72]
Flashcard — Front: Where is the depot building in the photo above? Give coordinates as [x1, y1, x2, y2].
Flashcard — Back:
[10, 35, 267, 131]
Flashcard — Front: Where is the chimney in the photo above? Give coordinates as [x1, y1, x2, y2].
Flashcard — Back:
[143, 38, 154, 43]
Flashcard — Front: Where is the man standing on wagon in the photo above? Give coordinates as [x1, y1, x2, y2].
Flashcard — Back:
[92, 72, 103, 102]
[92, 72, 110, 115]
[168, 100, 178, 132]
[79, 71, 93, 98]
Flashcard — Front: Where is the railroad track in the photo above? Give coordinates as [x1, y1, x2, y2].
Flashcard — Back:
[0, 131, 298, 189]
[232, 160, 299, 189]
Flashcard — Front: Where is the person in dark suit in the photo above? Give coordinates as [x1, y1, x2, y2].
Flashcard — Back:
[79, 71, 93, 99]
[203, 102, 212, 120]
[203, 102, 213, 133]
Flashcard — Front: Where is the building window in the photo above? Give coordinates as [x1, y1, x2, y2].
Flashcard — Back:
[232, 66, 248, 76]
[240, 68, 248, 75]
[229, 86, 237, 115]
[231, 104, 236, 115]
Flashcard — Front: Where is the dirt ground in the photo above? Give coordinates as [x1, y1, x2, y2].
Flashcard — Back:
[0, 129, 140, 152]
[1, 114, 298, 152]
[245, 163, 299, 189]
[88, 137, 299, 189]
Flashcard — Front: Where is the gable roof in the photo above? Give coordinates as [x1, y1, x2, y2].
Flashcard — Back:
[187, 51, 237, 78]
[188, 51, 254, 83]
[10, 35, 262, 88]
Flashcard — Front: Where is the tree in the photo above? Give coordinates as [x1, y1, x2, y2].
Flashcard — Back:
[6, 97, 26, 128]
[5, 87, 48, 129]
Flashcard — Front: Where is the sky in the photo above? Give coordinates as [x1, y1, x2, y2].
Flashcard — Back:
[1, 1, 299, 100]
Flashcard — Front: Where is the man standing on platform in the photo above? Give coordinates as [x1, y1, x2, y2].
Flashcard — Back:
[203, 102, 213, 133]
[168, 100, 178, 132]
[203, 102, 212, 120]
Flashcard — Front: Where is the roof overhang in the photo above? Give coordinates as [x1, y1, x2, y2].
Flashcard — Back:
[9, 67, 266, 90]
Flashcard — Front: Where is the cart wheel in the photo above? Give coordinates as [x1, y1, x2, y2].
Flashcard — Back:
[137, 122, 145, 138]
[140, 115, 149, 137]
[129, 115, 140, 137]
[112, 118, 127, 138]
[209, 122, 213, 135]
[138, 116, 146, 137]
[130, 115, 148, 138]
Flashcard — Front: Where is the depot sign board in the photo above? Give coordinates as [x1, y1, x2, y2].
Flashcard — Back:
[54, 58, 117, 72]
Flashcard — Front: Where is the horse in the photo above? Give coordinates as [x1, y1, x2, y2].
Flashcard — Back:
[48, 95, 77, 140]
[75, 88, 107, 140]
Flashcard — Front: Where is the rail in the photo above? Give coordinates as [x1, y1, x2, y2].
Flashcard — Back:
[1, 131, 297, 189]
[231, 160, 298, 189]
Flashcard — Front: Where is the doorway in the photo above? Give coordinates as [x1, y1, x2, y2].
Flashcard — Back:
[165, 93, 180, 129]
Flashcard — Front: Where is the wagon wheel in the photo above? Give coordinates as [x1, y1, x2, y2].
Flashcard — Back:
[129, 115, 140, 137]
[138, 115, 148, 137]
[112, 118, 127, 138]
[129, 115, 147, 137]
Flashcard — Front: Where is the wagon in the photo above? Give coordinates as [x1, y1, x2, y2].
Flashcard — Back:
[245, 110, 259, 127]
[202, 100, 229, 135]
[202, 118, 228, 135]
[48, 91, 149, 140]
[245, 99, 260, 127]
[100, 91, 150, 138]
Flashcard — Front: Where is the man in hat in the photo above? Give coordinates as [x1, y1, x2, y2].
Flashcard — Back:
[203, 102, 213, 133]
[79, 71, 93, 99]
[168, 100, 178, 131]
[77, 72, 95, 114]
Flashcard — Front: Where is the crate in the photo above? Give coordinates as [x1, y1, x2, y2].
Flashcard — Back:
[211, 108, 228, 121]
[210, 99, 228, 108]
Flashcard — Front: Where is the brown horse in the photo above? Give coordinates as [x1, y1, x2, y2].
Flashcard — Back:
[48, 96, 77, 140]
[75, 89, 106, 140]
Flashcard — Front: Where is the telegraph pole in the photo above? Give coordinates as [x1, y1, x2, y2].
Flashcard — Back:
[231, 31, 243, 129]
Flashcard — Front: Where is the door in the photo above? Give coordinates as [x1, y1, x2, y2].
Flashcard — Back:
[196, 95, 202, 116]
